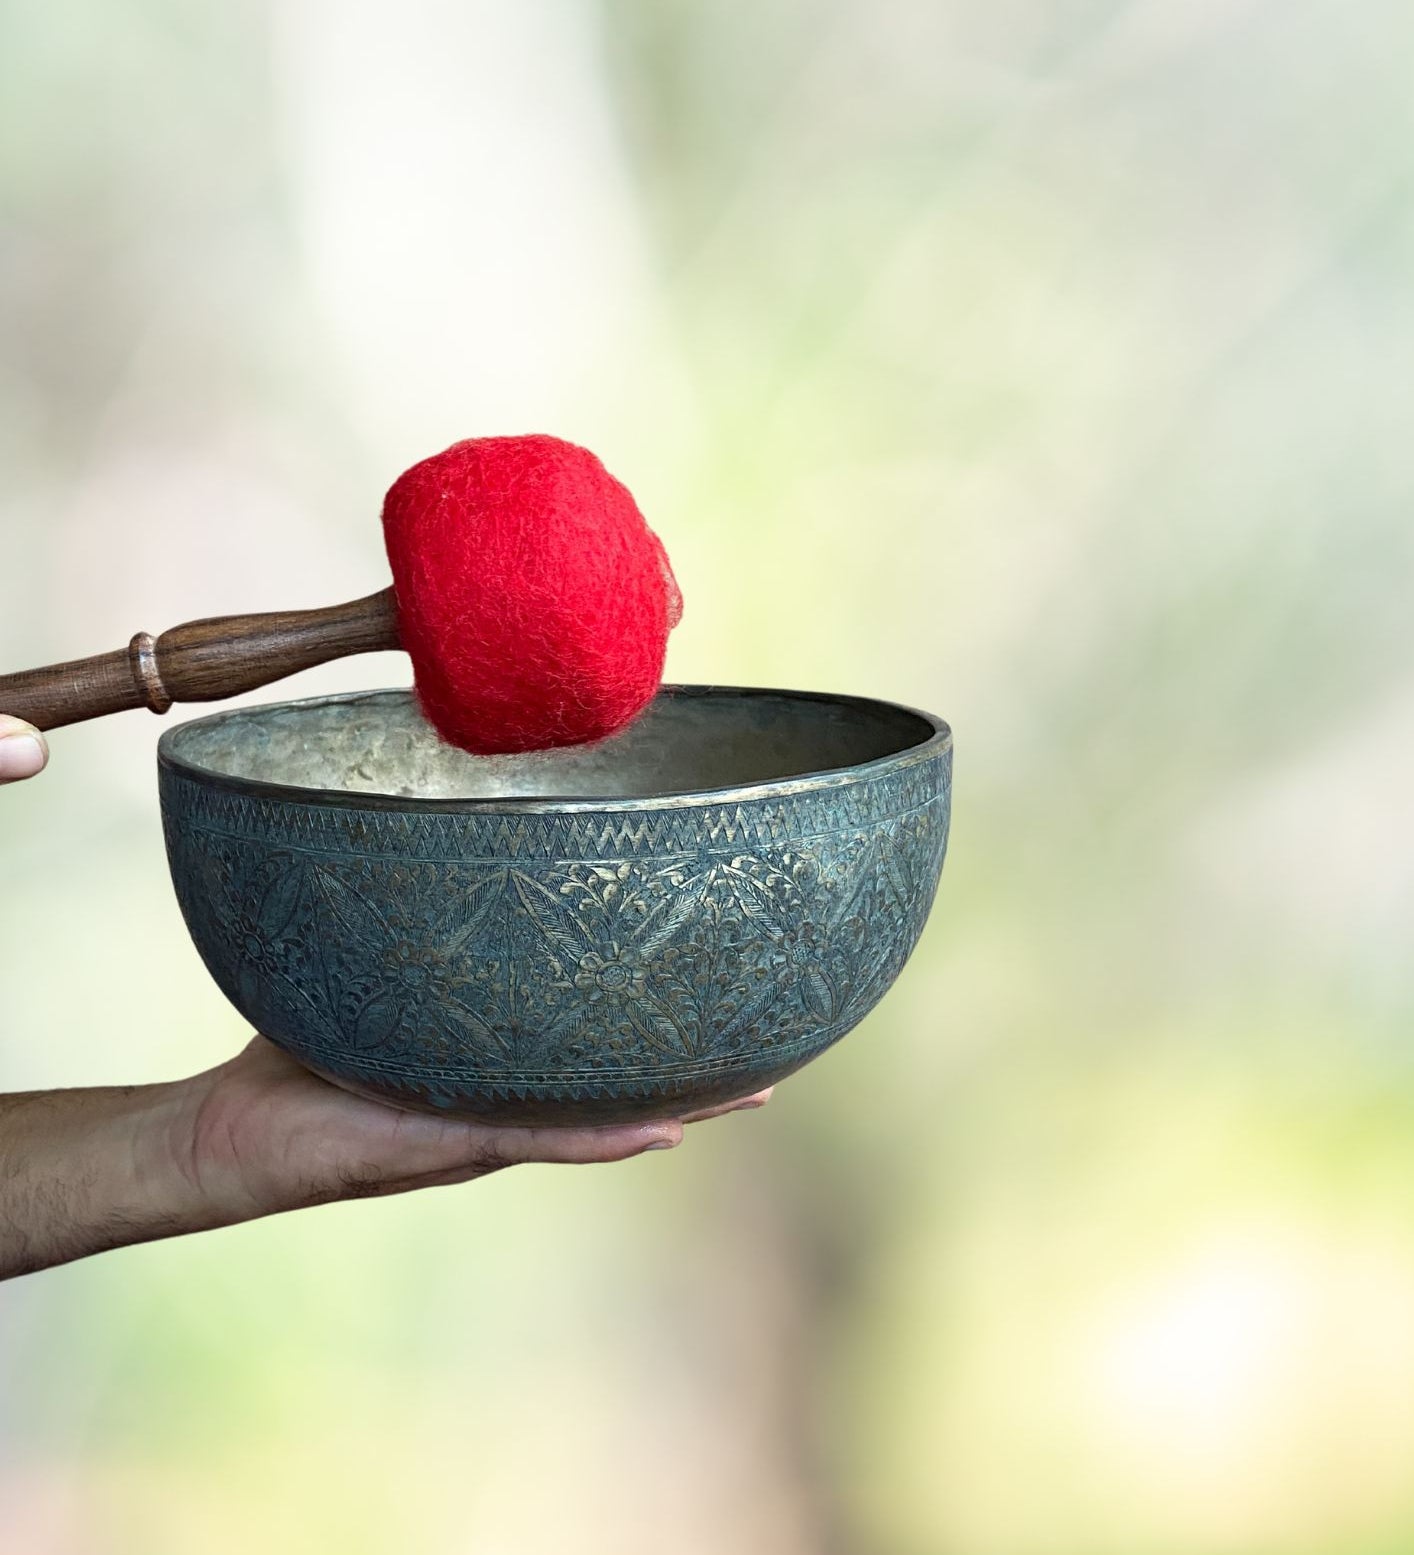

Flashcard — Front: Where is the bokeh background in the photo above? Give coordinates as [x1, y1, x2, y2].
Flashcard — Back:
[4, 1, 1414, 1550]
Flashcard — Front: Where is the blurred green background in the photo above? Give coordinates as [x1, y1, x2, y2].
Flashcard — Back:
[4, 1, 1414, 1551]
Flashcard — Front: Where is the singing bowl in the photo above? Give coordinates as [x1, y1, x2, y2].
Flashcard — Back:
[158, 687, 952, 1124]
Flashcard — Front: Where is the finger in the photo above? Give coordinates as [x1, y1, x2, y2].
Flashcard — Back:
[0, 717, 48, 785]
[679, 1088, 774, 1125]
[377, 1117, 687, 1189]
[425, 1092, 773, 1186]
[466, 1118, 685, 1172]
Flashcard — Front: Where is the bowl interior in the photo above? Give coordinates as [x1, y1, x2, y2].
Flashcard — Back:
[160, 687, 939, 802]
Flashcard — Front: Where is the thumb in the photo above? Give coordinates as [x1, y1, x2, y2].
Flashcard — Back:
[0, 717, 49, 784]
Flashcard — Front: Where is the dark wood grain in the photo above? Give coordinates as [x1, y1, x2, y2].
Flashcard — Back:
[0, 589, 401, 732]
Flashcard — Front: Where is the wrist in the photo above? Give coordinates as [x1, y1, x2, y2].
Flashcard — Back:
[0, 1077, 230, 1279]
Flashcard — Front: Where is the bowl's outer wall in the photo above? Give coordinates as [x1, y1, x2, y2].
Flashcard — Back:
[159, 743, 951, 1123]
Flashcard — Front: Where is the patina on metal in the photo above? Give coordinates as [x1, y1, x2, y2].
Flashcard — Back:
[159, 687, 952, 1124]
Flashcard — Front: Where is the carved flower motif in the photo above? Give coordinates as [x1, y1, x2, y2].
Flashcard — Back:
[573, 947, 648, 1004]
[382, 939, 456, 997]
[232, 911, 274, 968]
[775, 919, 824, 970]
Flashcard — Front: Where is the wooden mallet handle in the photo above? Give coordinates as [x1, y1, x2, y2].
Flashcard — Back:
[0, 588, 401, 732]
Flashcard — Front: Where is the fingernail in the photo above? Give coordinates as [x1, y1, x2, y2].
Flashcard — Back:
[644, 1136, 679, 1151]
[0, 732, 46, 781]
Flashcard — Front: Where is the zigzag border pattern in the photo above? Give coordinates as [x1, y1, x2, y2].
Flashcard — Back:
[287, 1020, 849, 1091]
[161, 753, 950, 863]
[290, 1023, 847, 1105]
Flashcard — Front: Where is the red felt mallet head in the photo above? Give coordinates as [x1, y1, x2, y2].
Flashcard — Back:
[381, 434, 683, 756]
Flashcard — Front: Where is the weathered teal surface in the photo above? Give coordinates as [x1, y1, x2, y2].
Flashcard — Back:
[159, 688, 951, 1123]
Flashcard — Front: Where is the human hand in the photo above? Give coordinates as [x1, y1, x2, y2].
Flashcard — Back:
[0, 716, 48, 783]
[0, 1037, 771, 1279]
[169, 1035, 771, 1224]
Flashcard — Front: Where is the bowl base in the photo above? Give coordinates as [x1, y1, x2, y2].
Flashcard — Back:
[292, 1051, 809, 1127]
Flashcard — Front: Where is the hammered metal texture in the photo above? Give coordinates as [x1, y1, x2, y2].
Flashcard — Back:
[159, 697, 951, 1124]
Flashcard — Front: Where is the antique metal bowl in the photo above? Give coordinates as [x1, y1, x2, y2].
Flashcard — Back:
[158, 687, 951, 1124]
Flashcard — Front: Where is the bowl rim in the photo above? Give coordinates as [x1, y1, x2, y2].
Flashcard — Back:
[157, 684, 952, 814]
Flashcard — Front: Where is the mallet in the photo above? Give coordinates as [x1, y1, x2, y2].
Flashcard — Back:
[0, 434, 681, 756]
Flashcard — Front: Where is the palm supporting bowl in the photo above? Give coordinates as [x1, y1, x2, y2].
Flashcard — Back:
[158, 686, 951, 1124]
